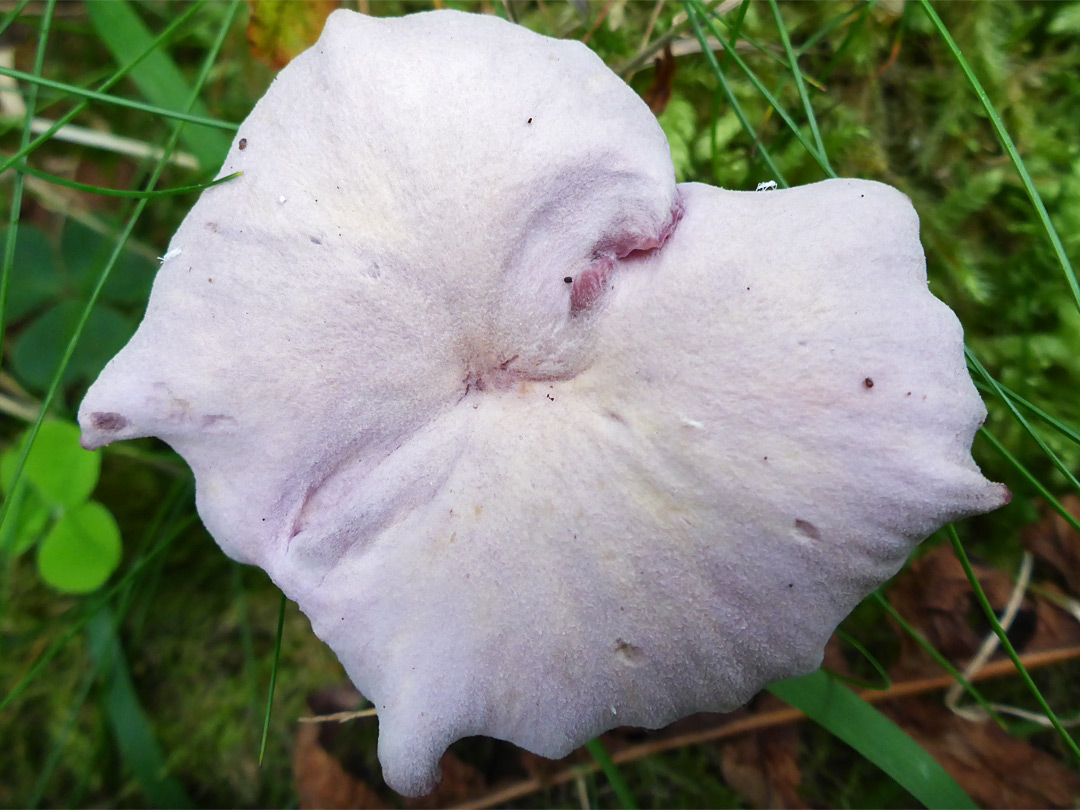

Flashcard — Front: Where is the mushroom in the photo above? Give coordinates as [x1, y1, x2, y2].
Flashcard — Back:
[78, 9, 1009, 797]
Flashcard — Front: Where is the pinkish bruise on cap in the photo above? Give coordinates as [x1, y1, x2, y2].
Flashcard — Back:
[570, 202, 684, 313]
[78, 9, 1009, 797]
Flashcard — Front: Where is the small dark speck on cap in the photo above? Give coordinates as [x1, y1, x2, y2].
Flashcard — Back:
[864, 377, 874, 389]
[238, 137, 247, 150]
[564, 277, 572, 283]
[527, 117, 533, 124]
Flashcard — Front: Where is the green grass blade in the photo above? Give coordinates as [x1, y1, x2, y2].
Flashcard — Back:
[614, 0, 730, 78]
[977, 428, 1080, 536]
[769, 669, 976, 809]
[0, 206, 146, 541]
[814, 2, 874, 81]
[27, 666, 98, 808]
[0, 514, 196, 713]
[122, 479, 196, 640]
[972, 378, 1080, 448]
[0, 1, 206, 176]
[0, 0, 236, 551]
[732, 3, 868, 177]
[870, 590, 1003, 723]
[0, 2, 55, 629]
[795, 3, 868, 59]
[706, 4, 795, 77]
[685, 1, 788, 185]
[87, 607, 194, 808]
[828, 628, 891, 691]
[690, 0, 834, 178]
[918, 0, 1080, 313]
[0, 0, 32, 38]
[766, 0, 832, 172]
[86, 0, 231, 171]
[231, 562, 263, 718]
[966, 347, 1080, 494]
[947, 526, 1080, 761]
[15, 164, 241, 198]
[0, 66, 238, 131]
[259, 592, 287, 767]
[718, 0, 749, 73]
[585, 737, 639, 810]
[0, 0, 54, 380]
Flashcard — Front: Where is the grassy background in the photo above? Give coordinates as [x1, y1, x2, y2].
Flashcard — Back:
[1, 1, 1079, 807]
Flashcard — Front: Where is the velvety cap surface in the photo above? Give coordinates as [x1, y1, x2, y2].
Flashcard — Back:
[79, 9, 1006, 797]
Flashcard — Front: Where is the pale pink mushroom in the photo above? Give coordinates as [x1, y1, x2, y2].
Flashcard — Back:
[78, 9, 1008, 796]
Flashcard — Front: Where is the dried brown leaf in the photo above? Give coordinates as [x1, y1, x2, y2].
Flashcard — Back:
[293, 723, 388, 810]
[405, 753, 487, 810]
[888, 546, 1035, 678]
[888, 543, 1080, 683]
[721, 696, 805, 809]
[1024, 495, 1080, 595]
[885, 699, 1080, 809]
[642, 44, 676, 115]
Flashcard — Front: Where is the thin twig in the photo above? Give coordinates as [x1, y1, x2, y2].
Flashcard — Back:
[573, 772, 590, 810]
[946, 552, 1033, 721]
[639, 0, 666, 56]
[453, 644, 1080, 810]
[298, 707, 377, 724]
[0, 119, 199, 168]
[0, 392, 38, 422]
[617, 0, 741, 77]
[581, 0, 616, 45]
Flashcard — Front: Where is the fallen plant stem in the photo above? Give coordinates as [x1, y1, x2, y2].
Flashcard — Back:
[297, 707, 377, 724]
[946, 552, 1033, 721]
[0, 1, 206, 176]
[949, 527, 1080, 762]
[453, 643, 1080, 809]
[581, 0, 617, 45]
[617, 0, 739, 77]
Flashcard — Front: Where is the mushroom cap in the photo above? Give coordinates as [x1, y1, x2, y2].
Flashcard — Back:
[78, 9, 1007, 797]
